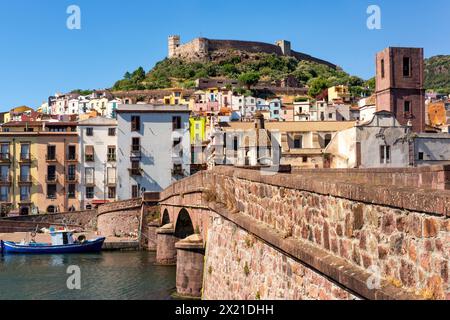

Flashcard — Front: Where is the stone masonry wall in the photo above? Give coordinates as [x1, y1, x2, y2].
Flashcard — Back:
[203, 213, 358, 300]
[207, 168, 449, 299]
[97, 209, 141, 237]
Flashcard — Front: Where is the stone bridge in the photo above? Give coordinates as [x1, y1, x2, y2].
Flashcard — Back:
[149, 166, 449, 300]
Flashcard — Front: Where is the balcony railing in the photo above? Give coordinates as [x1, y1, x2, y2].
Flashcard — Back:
[128, 168, 143, 176]
[66, 174, 77, 182]
[20, 153, 31, 162]
[130, 146, 141, 158]
[0, 153, 10, 161]
[46, 154, 57, 161]
[19, 175, 31, 183]
[85, 155, 94, 162]
[67, 154, 77, 161]
[46, 175, 57, 183]
[107, 154, 116, 162]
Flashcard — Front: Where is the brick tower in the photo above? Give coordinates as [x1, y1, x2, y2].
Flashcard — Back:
[375, 47, 425, 132]
[168, 35, 180, 58]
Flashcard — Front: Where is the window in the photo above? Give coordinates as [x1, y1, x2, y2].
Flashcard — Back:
[107, 167, 116, 185]
[0, 186, 9, 202]
[404, 101, 411, 113]
[86, 186, 94, 199]
[67, 145, 76, 160]
[381, 59, 385, 78]
[85, 145, 94, 162]
[130, 160, 141, 175]
[47, 165, 56, 182]
[0, 143, 9, 160]
[380, 145, 391, 164]
[108, 187, 116, 199]
[0, 165, 9, 182]
[172, 164, 183, 176]
[172, 116, 182, 130]
[107, 146, 116, 162]
[131, 185, 139, 198]
[324, 134, 332, 147]
[302, 156, 308, 163]
[131, 137, 141, 153]
[67, 164, 76, 181]
[108, 128, 116, 136]
[86, 128, 93, 136]
[294, 136, 302, 149]
[68, 184, 76, 199]
[131, 116, 141, 131]
[20, 165, 30, 182]
[20, 144, 30, 160]
[47, 184, 57, 199]
[328, 113, 333, 119]
[85, 168, 94, 185]
[403, 57, 411, 77]
[233, 137, 238, 151]
[418, 152, 424, 161]
[20, 186, 31, 201]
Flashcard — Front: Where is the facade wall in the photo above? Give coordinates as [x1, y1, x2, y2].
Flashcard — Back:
[35, 133, 79, 213]
[78, 121, 118, 209]
[117, 110, 191, 199]
[414, 136, 450, 166]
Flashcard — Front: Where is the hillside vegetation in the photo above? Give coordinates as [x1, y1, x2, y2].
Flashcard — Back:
[425, 55, 450, 94]
[112, 51, 374, 98]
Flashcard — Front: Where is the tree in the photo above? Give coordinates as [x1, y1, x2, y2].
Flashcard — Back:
[124, 72, 132, 80]
[307, 77, 329, 98]
[132, 67, 146, 82]
[238, 71, 260, 90]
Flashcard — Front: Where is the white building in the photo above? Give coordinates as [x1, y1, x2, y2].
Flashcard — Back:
[78, 117, 118, 209]
[116, 104, 191, 200]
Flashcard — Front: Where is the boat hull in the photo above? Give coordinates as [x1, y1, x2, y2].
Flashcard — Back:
[0, 238, 106, 254]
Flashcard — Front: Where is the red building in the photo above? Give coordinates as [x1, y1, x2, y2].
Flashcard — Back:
[375, 47, 425, 132]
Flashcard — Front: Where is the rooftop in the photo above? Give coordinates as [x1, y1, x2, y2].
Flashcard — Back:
[116, 104, 191, 113]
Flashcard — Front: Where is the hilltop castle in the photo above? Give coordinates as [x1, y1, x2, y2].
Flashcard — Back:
[168, 35, 336, 69]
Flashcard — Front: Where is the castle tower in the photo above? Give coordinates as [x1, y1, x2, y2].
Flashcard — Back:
[275, 40, 291, 56]
[168, 35, 181, 58]
[375, 47, 425, 132]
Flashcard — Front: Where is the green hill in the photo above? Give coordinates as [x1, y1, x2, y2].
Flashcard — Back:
[425, 55, 450, 94]
[111, 51, 374, 98]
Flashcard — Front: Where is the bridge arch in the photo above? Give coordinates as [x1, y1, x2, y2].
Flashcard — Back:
[161, 209, 170, 225]
[174, 208, 194, 239]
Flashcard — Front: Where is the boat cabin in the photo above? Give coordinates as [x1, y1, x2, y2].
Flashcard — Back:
[50, 231, 75, 246]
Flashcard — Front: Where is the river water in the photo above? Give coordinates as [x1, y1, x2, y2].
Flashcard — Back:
[0, 251, 176, 300]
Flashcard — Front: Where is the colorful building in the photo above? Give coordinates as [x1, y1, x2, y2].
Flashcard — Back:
[189, 117, 207, 144]
[0, 121, 79, 215]
[328, 85, 350, 103]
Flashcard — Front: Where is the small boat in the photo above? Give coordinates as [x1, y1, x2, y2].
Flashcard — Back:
[1, 229, 105, 255]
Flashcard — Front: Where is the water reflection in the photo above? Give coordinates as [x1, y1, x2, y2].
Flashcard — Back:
[0, 251, 176, 300]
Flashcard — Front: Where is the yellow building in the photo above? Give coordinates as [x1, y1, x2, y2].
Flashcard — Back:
[328, 85, 350, 103]
[163, 89, 191, 106]
[189, 117, 207, 144]
[3, 106, 35, 123]
[89, 98, 109, 116]
[0, 133, 38, 216]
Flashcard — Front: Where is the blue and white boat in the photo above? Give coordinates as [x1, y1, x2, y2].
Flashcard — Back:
[1, 229, 105, 254]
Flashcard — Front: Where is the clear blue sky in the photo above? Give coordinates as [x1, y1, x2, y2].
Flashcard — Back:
[0, 0, 449, 111]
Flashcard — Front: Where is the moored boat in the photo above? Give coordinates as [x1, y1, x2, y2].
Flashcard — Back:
[0, 229, 105, 254]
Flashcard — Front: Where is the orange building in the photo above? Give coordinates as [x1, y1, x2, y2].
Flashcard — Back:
[0, 121, 79, 215]
[427, 102, 447, 127]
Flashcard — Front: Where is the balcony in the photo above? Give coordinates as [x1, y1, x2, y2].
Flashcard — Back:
[46, 175, 58, 183]
[107, 154, 117, 162]
[0, 153, 10, 162]
[85, 179, 95, 187]
[130, 146, 141, 158]
[171, 168, 185, 177]
[128, 167, 143, 176]
[67, 154, 77, 162]
[20, 153, 31, 162]
[19, 175, 32, 184]
[46, 154, 57, 162]
[66, 174, 77, 182]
